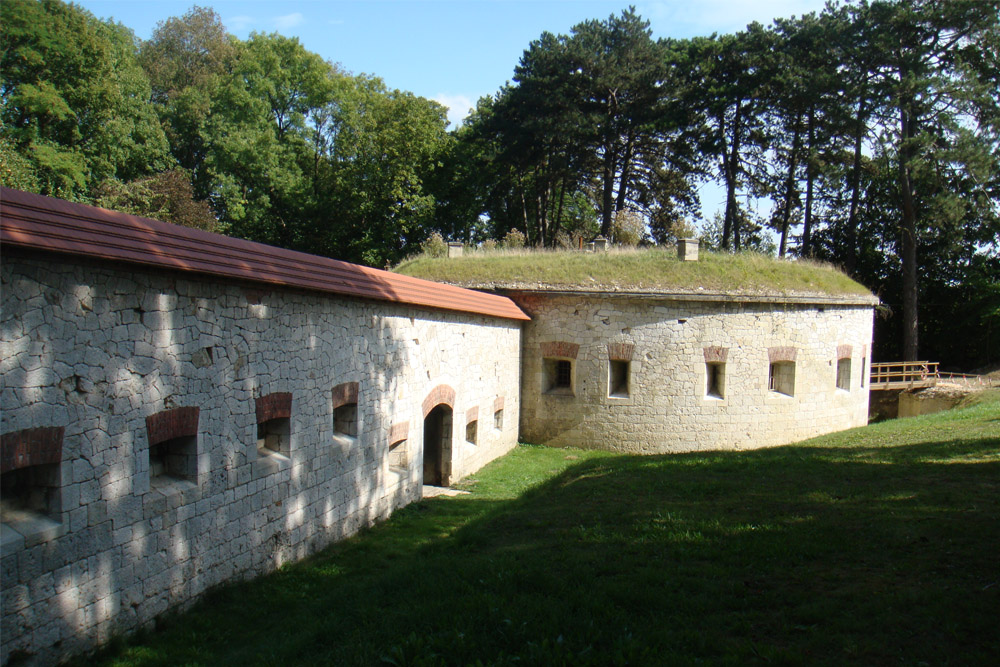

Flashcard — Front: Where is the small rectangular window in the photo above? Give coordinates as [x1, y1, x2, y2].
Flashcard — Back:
[466, 419, 478, 445]
[257, 417, 290, 457]
[706, 362, 725, 399]
[334, 403, 358, 438]
[149, 435, 198, 484]
[769, 362, 795, 397]
[609, 360, 630, 398]
[544, 358, 574, 394]
[388, 439, 407, 470]
[494, 408, 504, 430]
[1, 463, 61, 522]
[837, 358, 852, 391]
[861, 357, 866, 387]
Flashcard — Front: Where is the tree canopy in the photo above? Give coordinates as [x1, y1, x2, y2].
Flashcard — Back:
[2, 0, 997, 368]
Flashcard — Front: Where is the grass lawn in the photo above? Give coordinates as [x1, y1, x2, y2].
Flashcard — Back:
[85, 394, 1000, 666]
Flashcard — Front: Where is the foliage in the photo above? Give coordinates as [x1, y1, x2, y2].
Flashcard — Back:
[419, 232, 448, 258]
[93, 169, 217, 231]
[0, 0, 173, 199]
[500, 228, 526, 250]
[80, 396, 1000, 666]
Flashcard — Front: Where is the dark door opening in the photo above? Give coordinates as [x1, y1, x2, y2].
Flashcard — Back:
[423, 404, 453, 486]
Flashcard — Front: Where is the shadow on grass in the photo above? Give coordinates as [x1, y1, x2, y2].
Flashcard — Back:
[87, 433, 1000, 666]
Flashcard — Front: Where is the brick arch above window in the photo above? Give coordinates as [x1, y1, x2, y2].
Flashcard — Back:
[703, 346, 729, 363]
[146, 407, 199, 446]
[607, 342, 635, 361]
[768, 346, 798, 363]
[422, 384, 456, 417]
[540, 341, 580, 359]
[388, 422, 409, 446]
[332, 382, 359, 410]
[256, 392, 292, 424]
[1, 426, 64, 474]
[837, 344, 853, 360]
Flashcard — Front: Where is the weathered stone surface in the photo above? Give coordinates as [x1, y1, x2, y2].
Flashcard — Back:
[513, 291, 872, 453]
[1, 254, 520, 665]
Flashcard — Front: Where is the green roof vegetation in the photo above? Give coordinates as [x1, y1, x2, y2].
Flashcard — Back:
[395, 248, 874, 299]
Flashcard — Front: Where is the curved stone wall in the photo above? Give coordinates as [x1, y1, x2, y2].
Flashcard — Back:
[511, 290, 874, 453]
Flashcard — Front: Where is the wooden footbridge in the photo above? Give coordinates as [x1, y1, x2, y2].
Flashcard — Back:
[869, 361, 939, 390]
[869, 361, 999, 390]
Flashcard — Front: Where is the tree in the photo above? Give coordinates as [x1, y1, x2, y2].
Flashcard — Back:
[1, 0, 171, 198]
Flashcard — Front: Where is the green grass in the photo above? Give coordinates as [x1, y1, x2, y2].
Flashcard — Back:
[395, 248, 873, 298]
[84, 397, 999, 666]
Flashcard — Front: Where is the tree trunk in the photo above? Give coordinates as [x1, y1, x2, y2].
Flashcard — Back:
[778, 111, 803, 258]
[844, 96, 866, 275]
[600, 139, 616, 238]
[898, 103, 919, 361]
[722, 101, 744, 250]
[614, 131, 636, 217]
[801, 106, 816, 257]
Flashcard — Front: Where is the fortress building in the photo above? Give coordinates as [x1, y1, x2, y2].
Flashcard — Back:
[1, 188, 875, 663]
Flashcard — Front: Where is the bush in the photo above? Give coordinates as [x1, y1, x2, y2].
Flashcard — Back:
[480, 238, 498, 252]
[421, 232, 448, 258]
[501, 228, 526, 249]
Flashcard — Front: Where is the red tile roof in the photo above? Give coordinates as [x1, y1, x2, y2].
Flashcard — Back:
[0, 188, 529, 322]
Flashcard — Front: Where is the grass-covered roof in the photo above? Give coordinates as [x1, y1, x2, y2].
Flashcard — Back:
[395, 248, 875, 301]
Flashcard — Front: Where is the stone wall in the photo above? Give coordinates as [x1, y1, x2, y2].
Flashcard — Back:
[512, 291, 873, 453]
[0, 253, 521, 664]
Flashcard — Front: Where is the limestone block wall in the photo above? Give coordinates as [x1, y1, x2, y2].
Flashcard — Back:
[0, 253, 521, 664]
[513, 291, 874, 453]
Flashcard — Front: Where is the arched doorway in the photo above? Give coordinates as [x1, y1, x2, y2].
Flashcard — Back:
[423, 404, 453, 486]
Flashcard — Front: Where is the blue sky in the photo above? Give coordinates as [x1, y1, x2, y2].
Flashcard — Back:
[76, 0, 830, 128]
[74, 0, 830, 224]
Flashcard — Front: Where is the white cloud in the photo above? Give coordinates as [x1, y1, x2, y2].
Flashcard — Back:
[274, 12, 304, 31]
[433, 94, 476, 129]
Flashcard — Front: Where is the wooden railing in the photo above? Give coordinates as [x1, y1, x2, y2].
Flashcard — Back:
[869, 361, 939, 390]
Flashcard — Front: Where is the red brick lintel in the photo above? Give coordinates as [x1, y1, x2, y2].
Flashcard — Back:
[332, 382, 359, 409]
[388, 422, 409, 445]
[1, 426, 65, 474]
[768, 347, 798, 363]
[493, 396, 505, 412]
[540, 341, 580, 359]
[703, 346, 728, 363]
[837, 344, 853, 360]
[256, 392, 292, 424]
[607, 342, 634, 361]
[146, 407, 199, 447]
[466, 406, 479, 424]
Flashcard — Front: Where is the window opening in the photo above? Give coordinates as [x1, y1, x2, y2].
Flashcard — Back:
[609, 360, 630, 398]
[149, 435, 198, 484]
[1, 463, 61, 523]
[769, 362, 795, 397]
[837, 358, 852, 391]
[334, 403, 358, 438]
[706, 362, 725, 399]
[466, 419, 478, 445]
[257, 418, 290, 457]
[494, 408, 504, 430]
[388, 439, 408, 470]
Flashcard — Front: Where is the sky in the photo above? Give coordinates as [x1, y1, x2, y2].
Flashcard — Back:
[75, 0, 832, 129]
